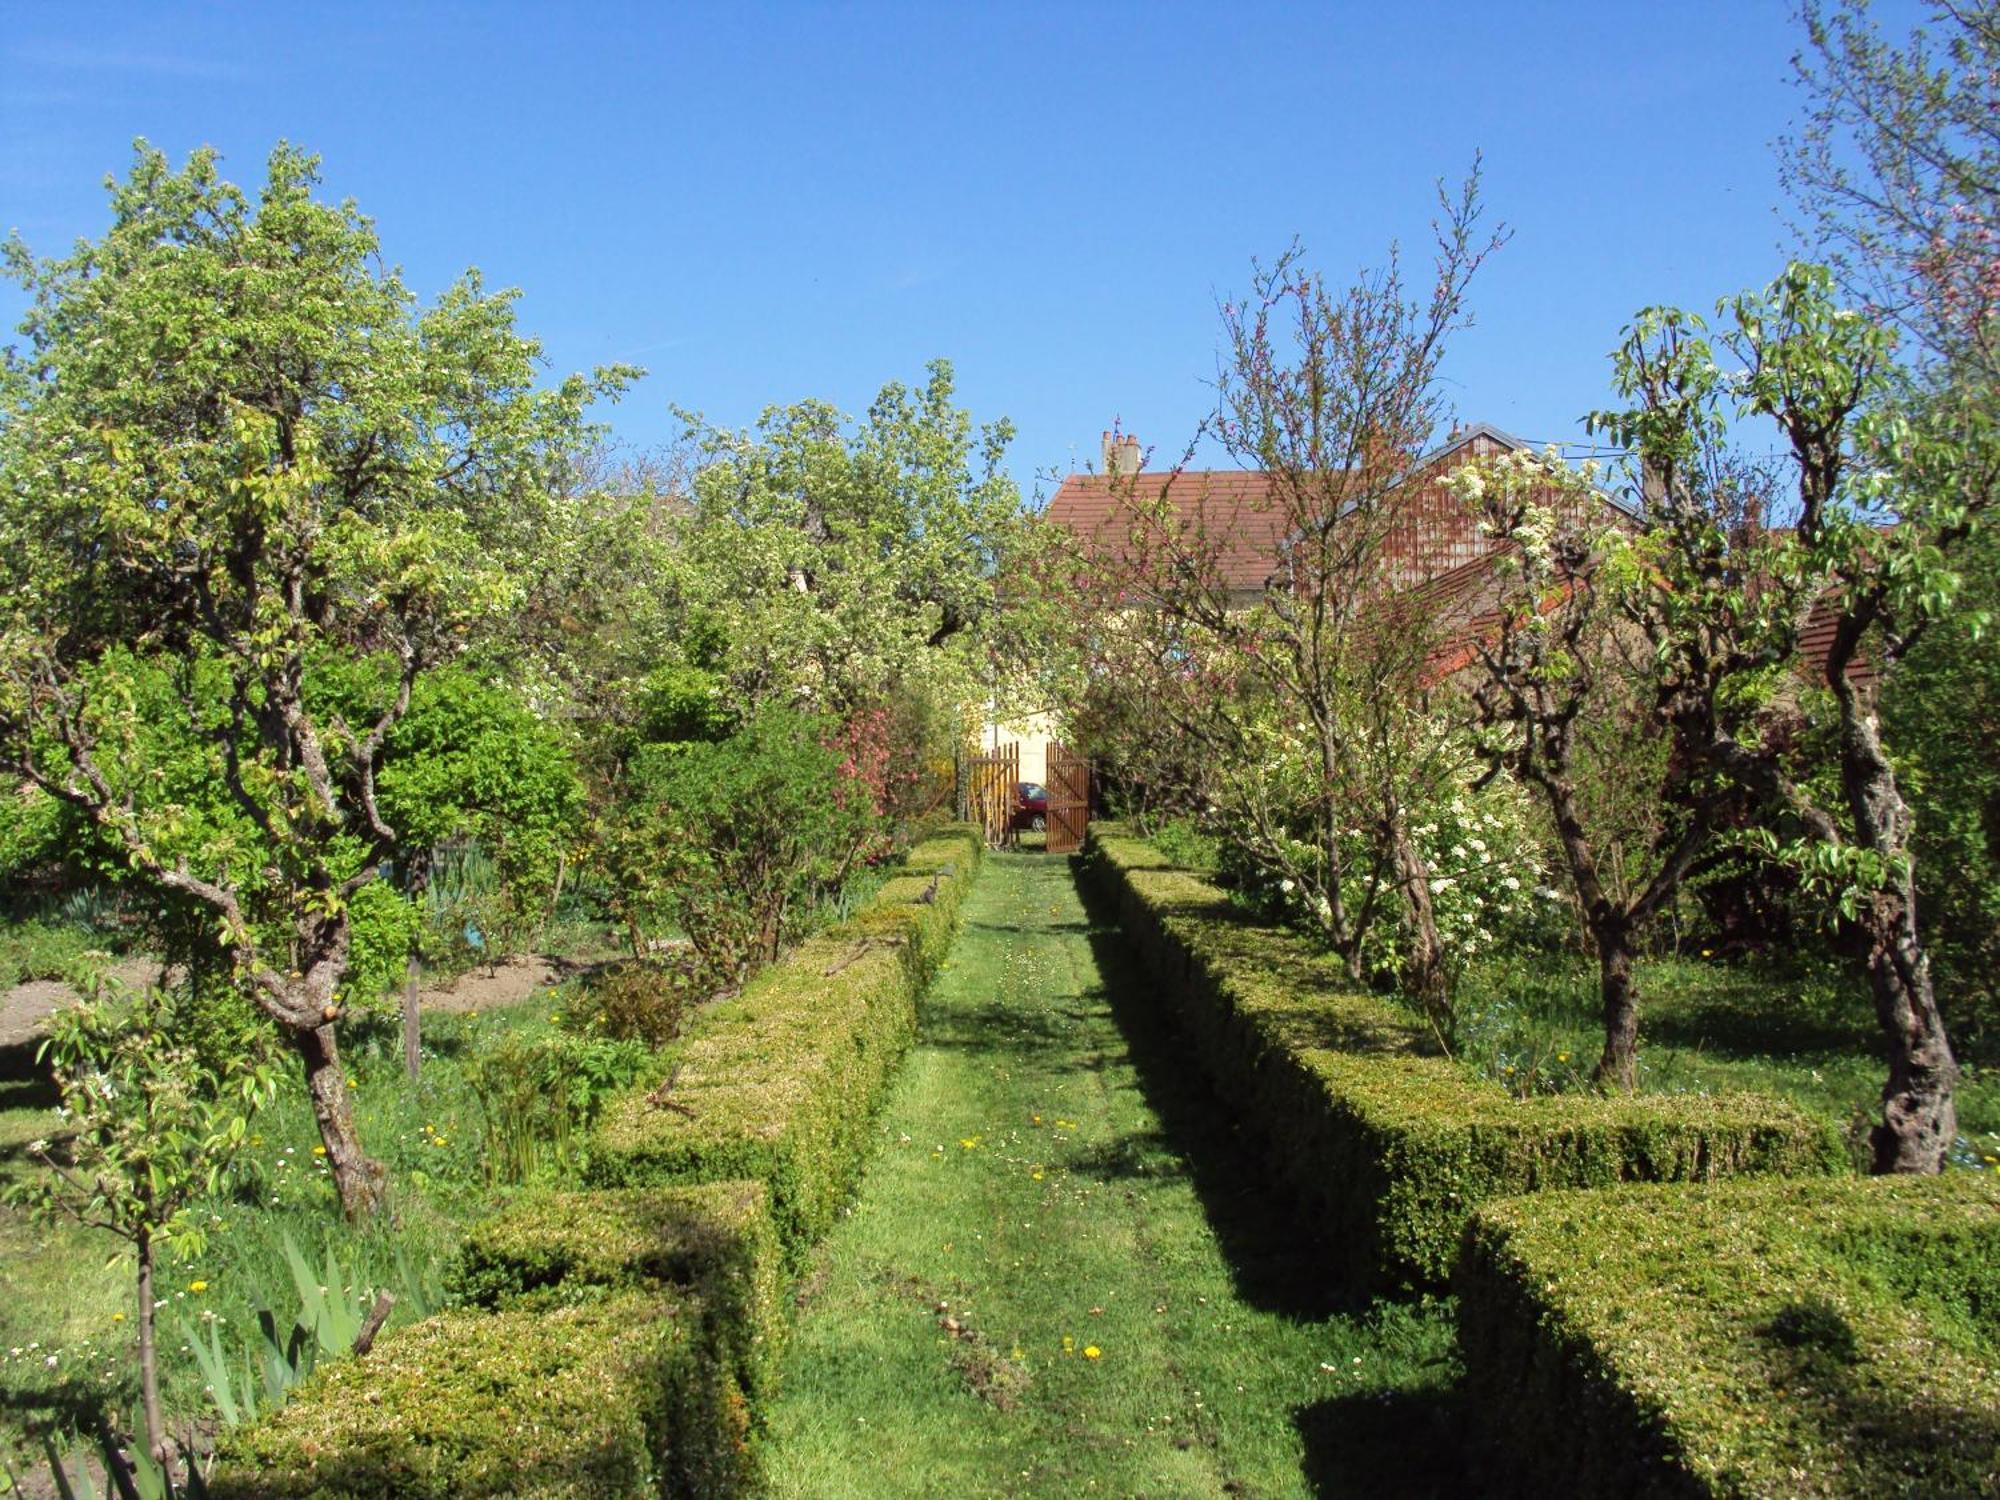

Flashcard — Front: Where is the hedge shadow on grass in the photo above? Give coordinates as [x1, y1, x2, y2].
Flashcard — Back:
[1294, 1390, 1468, 1500]
[1074, 870, 1365, 1323]
[920, 996, 1099, 1060]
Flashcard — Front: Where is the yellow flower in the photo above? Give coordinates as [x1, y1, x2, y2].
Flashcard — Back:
[189, 1280, 208, 1294]
[1061, 1335, 1075, 1353]
[434, 1136, 448, 1147]
[1083, 1345, 1101, 1360]
[1030, 1168, 1045, 1182]
[345, 1077, 357, 1090]
[111, 1312, 125, 1323]
[311, 1146, 326, 1157]
[959, 1136, 980, 1150]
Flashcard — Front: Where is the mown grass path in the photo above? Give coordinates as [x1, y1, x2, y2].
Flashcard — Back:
[762, 852, 1462, 1499]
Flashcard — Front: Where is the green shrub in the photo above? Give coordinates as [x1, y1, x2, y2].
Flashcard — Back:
[207, 826, 981, 1496]
[570, 957, 701, 1047]
[465, 1024, 654, 1185]
[586, 825, 983, 1260]
[600, 708, 884, 978]
[342, 879, 422, 1008]
[208, 1292, 748, 1499]
[451, 1179, 784, 1408]
[1082, 825, 1845, 1289]
[1456, 1173, 2000, 1498]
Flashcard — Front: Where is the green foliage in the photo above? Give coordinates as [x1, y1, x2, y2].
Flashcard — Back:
[603, 707, 882, 977]
[449, 1181, 784, 1408]
[675, 360, 1025, 721]
[1885, 522, 2000, 1046]
[1084, 827, 1845, 1289]
[339, 882, 420, 1012]
[588, 826, 983, 1259]
[464, 1024, 652, 1186]
[565, 959, 699, 1047]
[379, 667, 587, 958]
[0, 141, 631, 1211]
[7, 982, 279, 1266]
[3, 975, 281, 1462]
[1457, 1173, 2000, 1498]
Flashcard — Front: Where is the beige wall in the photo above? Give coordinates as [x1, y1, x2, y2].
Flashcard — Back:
[981, 708, 1057, 786]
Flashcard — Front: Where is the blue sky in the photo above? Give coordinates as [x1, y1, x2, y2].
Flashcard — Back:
[1, 1, 1925, 499]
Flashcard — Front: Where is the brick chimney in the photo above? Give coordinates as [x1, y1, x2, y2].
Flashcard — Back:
[1100, 430, 1142, 477]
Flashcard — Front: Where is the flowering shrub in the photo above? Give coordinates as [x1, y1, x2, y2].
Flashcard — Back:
[1403, 778, 1563, 982]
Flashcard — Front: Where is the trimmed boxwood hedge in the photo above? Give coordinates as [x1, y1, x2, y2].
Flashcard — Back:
[587, 825, 984, 1260]
[1457, 1172, 2000, 1498]
[209, 1293, 736, 1499]
[1081, 825, 1846, 1289]
[212, 826, 983, 1496]
[451, 1180, 786, 1410]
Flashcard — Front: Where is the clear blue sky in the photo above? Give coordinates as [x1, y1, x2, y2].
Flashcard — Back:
[1, 1, 1925, 499]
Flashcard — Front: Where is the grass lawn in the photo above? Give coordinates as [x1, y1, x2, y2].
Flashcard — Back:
[1455, 952, 2000, 1168]
[761, 851, 1464, 1499]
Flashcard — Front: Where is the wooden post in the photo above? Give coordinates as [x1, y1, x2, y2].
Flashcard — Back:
[402, 956, 422, 1082]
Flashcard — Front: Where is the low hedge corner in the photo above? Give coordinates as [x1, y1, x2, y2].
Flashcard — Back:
[1456, 1171, 2000, 1498]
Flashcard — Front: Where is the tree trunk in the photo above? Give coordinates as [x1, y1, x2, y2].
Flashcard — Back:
[1866, 886, 1959, 1173]
[402, 956, 422, 1082]
[1593, 926, 1640, 1091]
[293, 1020, 386, 1219]
[1389, 822, 1451, 1040]
[1833, 684, 1959, 1171]
[136, 1228, 165, 1463]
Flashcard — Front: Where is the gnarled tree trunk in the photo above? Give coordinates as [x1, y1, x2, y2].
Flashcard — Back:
[1865, 886, 1958, 1171]
[1592, 926, 1640, 1091]
[294, 1018, 386, 1218]
[1835, 657, 1958, 1173]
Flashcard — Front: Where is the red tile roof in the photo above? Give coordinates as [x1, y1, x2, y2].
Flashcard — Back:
[1044, 470, 1294, 593]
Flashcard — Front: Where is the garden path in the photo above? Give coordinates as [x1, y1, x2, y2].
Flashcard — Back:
[761, 851, 1464, 1498]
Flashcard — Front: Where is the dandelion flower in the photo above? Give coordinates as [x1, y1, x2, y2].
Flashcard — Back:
[311, 1145, 327, 1157]
[1084, 1346, 1101, 1360]
[189, 1280, 208, 1294]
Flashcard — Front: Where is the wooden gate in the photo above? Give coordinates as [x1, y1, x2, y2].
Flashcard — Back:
[1045, 743, 1090, 854]
[964, 741, 1019, 850]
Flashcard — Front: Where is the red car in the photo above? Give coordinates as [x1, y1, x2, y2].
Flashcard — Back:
[1013, 781, 1050, 831]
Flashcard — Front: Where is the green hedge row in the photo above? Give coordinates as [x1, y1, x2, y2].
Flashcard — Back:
[1457, 1173, 2000, 1498]
[587, 825, 984, 1260]
[1080, 825, 1846, 1290]
[214, 825, 984, 1497]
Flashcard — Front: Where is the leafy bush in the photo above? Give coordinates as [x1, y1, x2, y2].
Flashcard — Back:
[466, 1025, 653, 1186]
[568, 958, 700, 1047]
[341, 880, 422, 1009]
[1083, 826, 1845, 1289]
[1457, 1173, 2000, 1498]
[603, 707, 883, 980]
[450, 1180, 783, 1408]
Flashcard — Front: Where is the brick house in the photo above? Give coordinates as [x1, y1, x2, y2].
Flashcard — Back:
[978, 421, 1622, 779]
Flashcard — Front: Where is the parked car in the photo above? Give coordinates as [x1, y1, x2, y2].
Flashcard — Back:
[1013, 781, 1049, 831]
